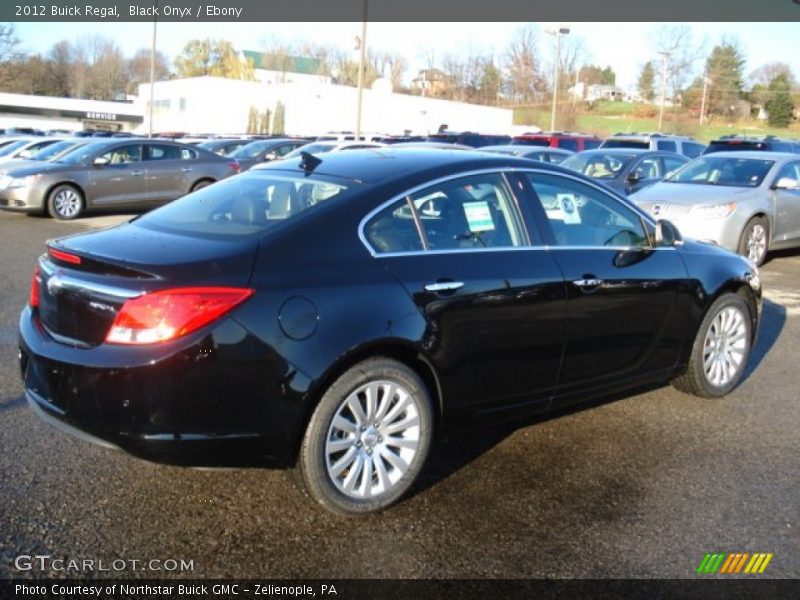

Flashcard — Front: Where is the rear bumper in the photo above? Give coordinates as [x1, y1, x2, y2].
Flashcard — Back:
[19, 306, 313, 467]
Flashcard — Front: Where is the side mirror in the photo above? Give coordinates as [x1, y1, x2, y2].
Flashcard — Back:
[93, 156, 110, 166]
[18, 149, 33, 159]
[773, 176, 799, 190]
[654, 219, 682, 247]
[626, 171, 641, 183]
[264, 152, 278, 161]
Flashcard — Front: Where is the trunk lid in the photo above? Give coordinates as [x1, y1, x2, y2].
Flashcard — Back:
[36, 221, 259, 347]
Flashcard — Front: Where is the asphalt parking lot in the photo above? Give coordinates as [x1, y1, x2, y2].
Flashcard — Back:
[0, 210, 797, 579]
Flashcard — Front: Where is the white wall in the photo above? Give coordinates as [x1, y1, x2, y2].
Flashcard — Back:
[137, 77, 514, 136]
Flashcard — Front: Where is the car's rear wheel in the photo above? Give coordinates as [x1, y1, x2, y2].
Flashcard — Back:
[190, 179, 213, 192]
[672, 293, 752, 398]
[47, 184, 84, 220]
[738, 216, 769, 266]
[296, 358, 433, 515]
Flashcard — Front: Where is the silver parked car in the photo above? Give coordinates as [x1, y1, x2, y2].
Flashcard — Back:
[630, 151, 800, 266]
[0, 139, 239, 219]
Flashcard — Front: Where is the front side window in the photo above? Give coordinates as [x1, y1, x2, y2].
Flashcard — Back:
[632, 157, 662, 180]
[526, 173, 649, 248]
[100, 144, 142, 164]
[365, 173, 526, 254]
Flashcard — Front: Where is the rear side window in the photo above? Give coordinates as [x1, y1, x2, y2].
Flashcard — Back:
[365, 173, 526, 253]
[558, 139, 578, 151]
[656, 140, 677, 152]
[148, 144, 182, 160]
[181, 148, 198, 160]
[136, 173, 353, 237]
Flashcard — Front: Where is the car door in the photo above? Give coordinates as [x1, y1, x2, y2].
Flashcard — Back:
[771, 159, 800, 244]
[143, 143, 187, 204]
[627, 155, 663, 194]
[87, 143, 146, 206]
[362, 171, 566, 413]
[520, 171, 688, 398]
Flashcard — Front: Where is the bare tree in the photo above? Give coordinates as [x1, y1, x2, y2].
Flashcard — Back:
[0, 23, 23, 89]
[653, 25, 706, 100]
[504, 25, 545, 103]
[126, 48, 170, 94]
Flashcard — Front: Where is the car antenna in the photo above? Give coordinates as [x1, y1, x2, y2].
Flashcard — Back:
[299, 151, 322, 173]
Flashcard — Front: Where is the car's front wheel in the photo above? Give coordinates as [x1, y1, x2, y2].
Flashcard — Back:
[47, 184, 84, 220]
[738, 216, 769, 267]
[672, 293, 752, 398]
[296, 358, 434, 515]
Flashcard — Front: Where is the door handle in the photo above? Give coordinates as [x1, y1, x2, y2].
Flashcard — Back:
[181, 167, 193, 172]
[424, 281, 465, 292]
[573, 278, 603, 287]
[130, 170, 143, 176]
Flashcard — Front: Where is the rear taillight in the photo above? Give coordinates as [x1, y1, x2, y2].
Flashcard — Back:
[228, 161, 240, 173]
[106, 287, 253, 345]
[48, 247, 82, 265]
[29, 266, 40, 308]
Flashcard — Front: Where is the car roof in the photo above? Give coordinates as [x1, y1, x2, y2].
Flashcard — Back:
[257, 147, 568, 185]
[574, 148, 662, 157]
[481, 145, 573, 153]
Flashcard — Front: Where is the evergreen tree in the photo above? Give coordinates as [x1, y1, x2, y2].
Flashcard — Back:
[766, 73, 795, 127]
[638, 62, 656, 102]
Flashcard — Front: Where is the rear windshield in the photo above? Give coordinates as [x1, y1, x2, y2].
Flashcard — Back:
[705, 141, 766, 153]
[510, 138, 550, 147]
[135, 171, 355, 237]
[602, 139, 649, 149]
[665, 156, 774, 187]
[230, 140, 273, 159]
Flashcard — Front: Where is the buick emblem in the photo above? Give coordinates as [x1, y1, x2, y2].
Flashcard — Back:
[47, 274, 64, 296]
[652, 205, 662, 216]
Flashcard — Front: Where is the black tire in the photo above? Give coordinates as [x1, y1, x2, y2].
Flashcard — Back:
[672, 293, 752, 398]
[737, 216, 769, 267]
[190, 179, 214, 192]
[46, 184, 84, 220]
[296, 357, 434, 515]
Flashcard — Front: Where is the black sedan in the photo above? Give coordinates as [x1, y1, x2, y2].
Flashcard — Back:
[19, 149, 761, 515]
[561, 148, 689, 195]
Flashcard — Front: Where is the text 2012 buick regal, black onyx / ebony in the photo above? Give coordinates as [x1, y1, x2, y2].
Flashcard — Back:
[19, 149, 761, 515]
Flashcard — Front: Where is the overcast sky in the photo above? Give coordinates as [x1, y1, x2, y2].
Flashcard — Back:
[13, 21, 800, 90]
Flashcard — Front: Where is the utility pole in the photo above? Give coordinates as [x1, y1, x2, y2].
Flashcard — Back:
[657, 51, 669, 132]
[699, 74, 710, 125]
[355, 0, 368, 141]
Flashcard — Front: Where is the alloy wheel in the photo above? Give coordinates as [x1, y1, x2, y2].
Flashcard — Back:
[53, 189, 81, 218]
[746, 224, 767, 265]
[324, 380, 421, 499]
[702, 306, 748, 388]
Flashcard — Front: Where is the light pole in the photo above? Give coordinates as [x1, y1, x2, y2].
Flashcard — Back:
[355, 0, 368, 141]
[657, 51, 669, 132]
[547, 27, 570, 132]
[148, 5, 158, 138]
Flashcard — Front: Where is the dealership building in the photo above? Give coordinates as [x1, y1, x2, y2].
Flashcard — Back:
[0, 92, 143, 132]
[0, 73, 517, 138]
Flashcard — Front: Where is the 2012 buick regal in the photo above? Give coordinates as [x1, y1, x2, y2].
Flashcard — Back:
[19, 149, 761, 515]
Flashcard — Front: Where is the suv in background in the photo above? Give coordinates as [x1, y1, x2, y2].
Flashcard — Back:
[425, 131, 511, 147]
[704, 135, 800, 154]
[511, 131, 602, 152]
[601, 132, 706, 158]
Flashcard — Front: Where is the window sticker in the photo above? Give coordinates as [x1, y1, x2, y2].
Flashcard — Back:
[463, 201, 495, 232]
[558, 194, 581, 224]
